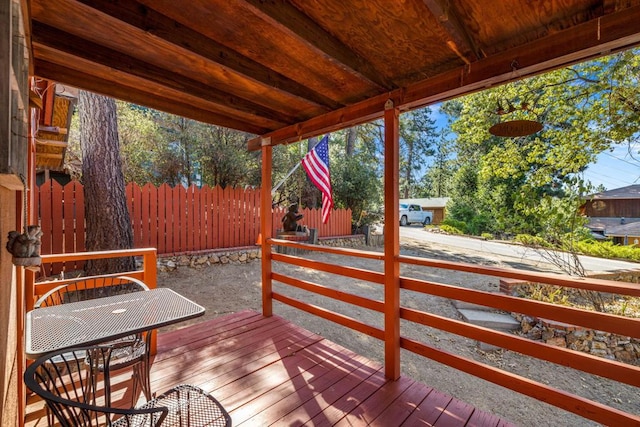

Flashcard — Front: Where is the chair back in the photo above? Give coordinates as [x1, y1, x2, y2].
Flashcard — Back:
[24, 345, 167, 427]
[35, 276, 150, 308]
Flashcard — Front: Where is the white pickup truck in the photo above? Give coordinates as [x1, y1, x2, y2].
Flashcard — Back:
[399, 203, 433, 226]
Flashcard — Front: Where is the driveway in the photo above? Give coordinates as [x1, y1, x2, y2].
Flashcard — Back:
[399, 225, 640, 274]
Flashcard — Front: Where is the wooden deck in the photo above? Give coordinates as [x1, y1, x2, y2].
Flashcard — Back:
[26, 310, 515, 426]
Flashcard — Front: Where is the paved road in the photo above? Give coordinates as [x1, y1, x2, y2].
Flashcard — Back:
[399, 225, 640, 274]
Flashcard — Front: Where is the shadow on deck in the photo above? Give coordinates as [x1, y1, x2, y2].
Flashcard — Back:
[26, 310, 515, 426]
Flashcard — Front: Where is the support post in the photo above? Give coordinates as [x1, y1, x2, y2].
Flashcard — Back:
[383, 99, 400, 380]
[260, 138, 273, 317]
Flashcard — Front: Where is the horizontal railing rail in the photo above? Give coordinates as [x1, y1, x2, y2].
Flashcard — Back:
[267, 238, 640, 425]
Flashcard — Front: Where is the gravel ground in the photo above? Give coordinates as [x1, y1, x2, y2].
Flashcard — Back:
[157, 237, 640, 426]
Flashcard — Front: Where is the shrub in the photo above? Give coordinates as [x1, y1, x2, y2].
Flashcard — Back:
[439, 224, 463, 235]
[441, 218, 467, 232]
[515, 233, 550, 247]
[481, 232, 493, 240]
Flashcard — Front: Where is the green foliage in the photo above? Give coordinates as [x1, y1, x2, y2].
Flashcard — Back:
[573, 240, 640, 262]
[480, 232, 493, 240]
[439, 224, 463, 235]
[439, 50, 640, 242]
[440, 217, 467, 232]
[514, 234, 551, 247]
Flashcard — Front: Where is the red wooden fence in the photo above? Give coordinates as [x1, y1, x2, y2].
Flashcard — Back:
[35, 180, 352, 257]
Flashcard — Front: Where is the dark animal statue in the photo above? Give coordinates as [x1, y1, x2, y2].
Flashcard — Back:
[282, 204, 304, 232]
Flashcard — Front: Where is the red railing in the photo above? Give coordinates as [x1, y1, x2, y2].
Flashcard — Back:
[35, 180, 352, 258]
[265, 238, 640, 426]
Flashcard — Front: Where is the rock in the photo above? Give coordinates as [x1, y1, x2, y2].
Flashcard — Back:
[615, 350, 634, 363]
[195, 256, 208, 265]
[591, 341, 608, 350]
[239, 253, 247, 262]
[210, 254, 220, 263]
[178, 255, 190, 266]
[541, 329, 555, 341]
[229, 253, 239, 262]
[220, 255, 229, 264]
[166, 260, 177, 270]
[545, 337, 567, 347]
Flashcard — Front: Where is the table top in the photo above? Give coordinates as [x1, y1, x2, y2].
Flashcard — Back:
[26, 288, 205, 359]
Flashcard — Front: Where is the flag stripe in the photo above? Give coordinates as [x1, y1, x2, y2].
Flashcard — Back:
[302, 136, 333, 224]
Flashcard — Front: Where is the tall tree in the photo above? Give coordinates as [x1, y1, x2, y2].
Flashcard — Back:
[399, 108, 437, 198]
[79, 91, 134, 274]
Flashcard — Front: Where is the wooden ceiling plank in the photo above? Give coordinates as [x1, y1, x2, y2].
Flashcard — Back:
[34, 60, 271, 135]
[241, 0, 397, 91]
[422, 0, 482, 63]
[37, 125, 67, 135]
[35, 138, 67, 147]
[73, 0, 342, 111]
[248, 4, 640, 150]
[33, 43, 286, 131]
[35, 153, 63, 159]
[31, 21, 299, 126]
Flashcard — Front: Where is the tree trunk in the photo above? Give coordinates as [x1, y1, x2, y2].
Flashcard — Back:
[79, 91, 135, 274]
[346, 127, 356, 156]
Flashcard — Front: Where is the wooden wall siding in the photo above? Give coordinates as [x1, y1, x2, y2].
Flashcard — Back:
[35, 179, 352, 260]
[584, 199, 640, 218]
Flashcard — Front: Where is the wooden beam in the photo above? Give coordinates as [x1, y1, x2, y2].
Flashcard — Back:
[422, 0, 483, 63]
[37, 125, 67, 135]
[31, 21, 298, 126]
[35, 138, 67, 148]
[35, 152, 63, 159]
[248, 5, 640, 150]
[34, 59, 271, 135]
[242, 0, 396, 91]
[74, 0, 342, 111]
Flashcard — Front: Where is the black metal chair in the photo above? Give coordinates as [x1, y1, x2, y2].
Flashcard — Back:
[24, 345, 232, 427]
[34, 275, 152, 406]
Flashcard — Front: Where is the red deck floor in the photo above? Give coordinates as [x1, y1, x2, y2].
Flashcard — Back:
[25, 310, 516, 426]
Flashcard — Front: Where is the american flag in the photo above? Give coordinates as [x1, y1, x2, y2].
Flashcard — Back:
[302, 135, 333, 223]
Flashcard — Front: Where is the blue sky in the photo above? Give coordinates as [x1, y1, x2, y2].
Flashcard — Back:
[583, 144, 640, 190]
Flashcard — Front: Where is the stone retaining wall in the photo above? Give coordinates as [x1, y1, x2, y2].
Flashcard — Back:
[515, 314, 640, 364]
[158, 235, 369, 271]
[501, 279, 639, 364]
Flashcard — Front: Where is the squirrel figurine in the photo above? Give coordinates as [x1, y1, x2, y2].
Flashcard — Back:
[6, 225, 43, 258]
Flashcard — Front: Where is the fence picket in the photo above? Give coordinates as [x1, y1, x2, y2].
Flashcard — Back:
[35, 180, 352, 258]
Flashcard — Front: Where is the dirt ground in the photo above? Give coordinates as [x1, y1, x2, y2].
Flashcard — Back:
[157, 237, 639, 427]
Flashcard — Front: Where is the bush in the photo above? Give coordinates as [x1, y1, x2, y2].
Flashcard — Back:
[514, 233, 550, 247]
[441, 218, 467, 232]
[439, 224, 463, 235]
[481, 232, 493, 240]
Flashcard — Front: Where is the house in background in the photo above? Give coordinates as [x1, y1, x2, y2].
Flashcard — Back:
[399, 197, 449, 225]
[581, 184, 640, 244]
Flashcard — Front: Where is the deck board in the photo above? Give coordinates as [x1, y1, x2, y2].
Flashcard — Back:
[25, 310, 516, 427]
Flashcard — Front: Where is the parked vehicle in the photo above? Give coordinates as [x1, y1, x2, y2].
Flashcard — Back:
[399, 203, 433, 226]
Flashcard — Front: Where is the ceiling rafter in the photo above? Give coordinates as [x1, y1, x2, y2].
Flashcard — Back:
[74, 0, 342, 111]
[31, 21, 297, 126]
[422, 0, 483, 63]
[248, 4, 640, 150]
[34, 59, 272, 135]
[241, 0, 397, 92]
